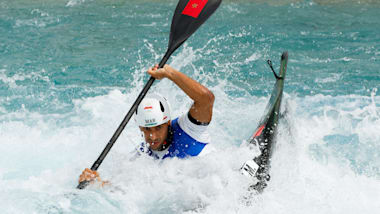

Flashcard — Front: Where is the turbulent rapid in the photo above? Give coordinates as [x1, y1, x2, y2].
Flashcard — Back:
[1, 0, 380, 213]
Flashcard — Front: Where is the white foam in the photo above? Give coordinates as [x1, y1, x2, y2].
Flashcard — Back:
[1, 48, 380, 213]
[66, 0, 87, 7]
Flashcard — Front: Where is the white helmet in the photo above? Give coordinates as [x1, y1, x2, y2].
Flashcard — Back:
[135, 94, 171, 127]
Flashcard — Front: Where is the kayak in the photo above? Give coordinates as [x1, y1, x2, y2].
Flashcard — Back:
[241, 51, 288, 193]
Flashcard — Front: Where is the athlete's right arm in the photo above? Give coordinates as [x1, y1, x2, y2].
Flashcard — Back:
[78, 168, 108, 187]
[147, 64, 214, 124]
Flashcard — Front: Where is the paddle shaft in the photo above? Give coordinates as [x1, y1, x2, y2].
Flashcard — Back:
[76, 54, 168, 189]
[91, 54, 169, 171]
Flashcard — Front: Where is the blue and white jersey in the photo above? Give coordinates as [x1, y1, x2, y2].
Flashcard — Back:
[137, 113, 211, 159]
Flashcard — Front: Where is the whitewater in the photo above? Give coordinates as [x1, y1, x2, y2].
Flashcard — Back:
[1, 0, 380, 213]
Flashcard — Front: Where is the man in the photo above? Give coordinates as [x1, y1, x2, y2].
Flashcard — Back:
[79, 64, 215, 185]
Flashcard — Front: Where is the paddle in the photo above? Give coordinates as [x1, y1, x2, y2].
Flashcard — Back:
[77, 0, 222, 189]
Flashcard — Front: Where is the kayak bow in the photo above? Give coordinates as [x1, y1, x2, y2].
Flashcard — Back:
[241, 51, 288, 193]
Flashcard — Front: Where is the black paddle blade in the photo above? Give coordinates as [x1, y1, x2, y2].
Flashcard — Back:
[168, 0, 222, 54]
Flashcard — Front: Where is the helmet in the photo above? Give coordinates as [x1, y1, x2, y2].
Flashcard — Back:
[135, 94, 171, 127]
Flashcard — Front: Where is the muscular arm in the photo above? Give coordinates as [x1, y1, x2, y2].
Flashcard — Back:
[147, 64, 214, 123]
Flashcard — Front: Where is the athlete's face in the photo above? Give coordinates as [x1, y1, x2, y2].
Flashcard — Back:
[139, 121, 170, 151]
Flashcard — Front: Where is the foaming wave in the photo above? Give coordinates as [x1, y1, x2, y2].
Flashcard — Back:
[1, 25, 379, 214]
[0, 68, 50, 89]
[80, 91, 380, 213]
[66, 0, 87, 7]
[1, 71, 380, 213]
[246, 92, 380, 213]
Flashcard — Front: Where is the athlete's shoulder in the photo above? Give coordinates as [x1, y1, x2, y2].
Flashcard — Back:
[177, 112, 210, 143]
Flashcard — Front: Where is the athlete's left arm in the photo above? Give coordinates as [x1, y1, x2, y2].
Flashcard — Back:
[147, 64, 215, 123]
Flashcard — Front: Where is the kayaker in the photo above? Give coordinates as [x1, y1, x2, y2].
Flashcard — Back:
[79, 64, 215, 185]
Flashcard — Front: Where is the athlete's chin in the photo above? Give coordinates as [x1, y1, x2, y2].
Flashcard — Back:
[148, 142, 163, 150]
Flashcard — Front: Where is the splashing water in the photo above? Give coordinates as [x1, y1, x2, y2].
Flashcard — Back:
[1, 0, 380, 213]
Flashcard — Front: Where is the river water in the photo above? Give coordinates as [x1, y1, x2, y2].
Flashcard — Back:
[1, 0, 380, 213]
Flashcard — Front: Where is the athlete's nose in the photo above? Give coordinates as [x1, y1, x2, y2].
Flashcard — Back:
[149, 131, 159, 142]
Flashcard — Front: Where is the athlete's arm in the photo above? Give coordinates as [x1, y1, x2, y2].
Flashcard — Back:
[147, 64, 214, 123]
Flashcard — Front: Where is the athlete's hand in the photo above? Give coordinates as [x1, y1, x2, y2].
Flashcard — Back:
[147, 64, 175, 80]
[78, 168, 108, 187]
